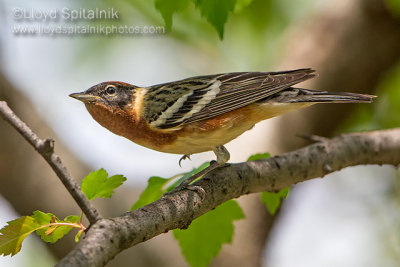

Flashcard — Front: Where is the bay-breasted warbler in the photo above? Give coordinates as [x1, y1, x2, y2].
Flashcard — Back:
[70, 69, 374, 191]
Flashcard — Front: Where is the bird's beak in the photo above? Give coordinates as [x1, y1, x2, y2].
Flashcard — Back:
[69, 92, 101, 103]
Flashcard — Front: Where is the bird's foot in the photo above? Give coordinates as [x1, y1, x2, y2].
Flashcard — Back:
[179, 154, 191, 167]
[162, 160, 220, 200]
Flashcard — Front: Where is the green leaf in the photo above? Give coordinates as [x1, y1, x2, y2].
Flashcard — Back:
[261, 188, 290, 215]
[387, 0, 400, 17]
[173, 200, 244, 267]
[131, 162, 210, 210]
[130, 176, 170, 210]
[247, 152, 271, 161]
[166, 162, 210, 192]
[0, 212, 81, 256]
[31, 211, 54, 226]
[32, 211, 80, 243]
[0, 216, 39, 256]
[195, 0, 237, 39]
[64, 215, 80, 224]
[81, 168, 126, 200]
[155, 0, 190, 29]
[247, 153, 289, 214]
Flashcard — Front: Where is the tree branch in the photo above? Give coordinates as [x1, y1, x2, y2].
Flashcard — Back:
[0, 101, 101, 224]
[58, 128, 400, 266]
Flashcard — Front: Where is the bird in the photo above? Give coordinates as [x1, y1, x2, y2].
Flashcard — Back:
[70, 68, 375, 192]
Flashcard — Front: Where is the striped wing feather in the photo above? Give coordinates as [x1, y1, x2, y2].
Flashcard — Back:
[145, 68, 316, 129]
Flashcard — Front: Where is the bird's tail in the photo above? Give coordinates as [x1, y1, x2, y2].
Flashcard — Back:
[276, 88, 376, 103]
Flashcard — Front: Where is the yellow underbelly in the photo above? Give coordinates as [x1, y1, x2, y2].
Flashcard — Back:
[158, 102, 312, 155]
[87, 101, 312, 155]
[160, 120, 255, 154]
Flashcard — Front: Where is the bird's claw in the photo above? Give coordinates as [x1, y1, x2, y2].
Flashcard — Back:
[179, 154, 191, 167]
[165, 156, 224, 201]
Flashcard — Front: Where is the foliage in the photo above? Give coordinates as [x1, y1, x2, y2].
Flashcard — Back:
[78, 0, 310, 71]
[261, 188, 290, 215]
[173, 200, 244, 267]
[0, 169, 126, 256]
[154, 0, 243, 38]
[247, 152, 271, 161]
[130, 162, 210, 210]
[0, 216, 39, 256]
[131, 162, 246, 267]
[130, 176, 170, 210]
[81, 168, 126, 200]
[1, 151, 289, 264]
[32, 211, 80, 243]
[129, 152, 289, 267]
[195, 0, 237, 39]
[0, 213, 82, 256]
[167, 162, 210, 192]
[155, 0, 191, 30]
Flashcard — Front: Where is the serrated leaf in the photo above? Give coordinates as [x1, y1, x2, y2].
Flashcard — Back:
[0, 212, 81, 256]
[81, 169, 126, 200]
[195, 0, 237, 39]
[173, 200, 244, 267]
[130, 176, 170, 210]
[32, 211, 80, 243]
[155, 0, 190, 29]
[0, 216, 39, 256]
[247, 152, 271, 161]
[261, 188, 290, 215]
[31, 211, 54, 226]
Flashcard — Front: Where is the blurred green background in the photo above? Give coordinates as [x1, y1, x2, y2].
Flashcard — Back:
[1, 0, 400, 266]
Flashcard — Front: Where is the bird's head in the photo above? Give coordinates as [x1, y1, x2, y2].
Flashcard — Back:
[69, 81, 142, 138]
[69, 82, 137, 111]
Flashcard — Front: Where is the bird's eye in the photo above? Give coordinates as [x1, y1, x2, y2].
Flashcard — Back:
[106, 85, 116, 95]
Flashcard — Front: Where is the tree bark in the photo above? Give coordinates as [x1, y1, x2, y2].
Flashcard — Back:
[57, 128, 400, 267]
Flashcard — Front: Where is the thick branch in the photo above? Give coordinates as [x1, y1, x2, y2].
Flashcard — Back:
[0, 101, 101, 224]
[58, 128, 400, 267]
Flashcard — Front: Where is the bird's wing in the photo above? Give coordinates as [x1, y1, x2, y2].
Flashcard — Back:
[143, 68, 316, 129]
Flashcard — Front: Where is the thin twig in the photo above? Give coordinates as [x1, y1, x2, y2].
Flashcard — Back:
[0, 101, 101, 224]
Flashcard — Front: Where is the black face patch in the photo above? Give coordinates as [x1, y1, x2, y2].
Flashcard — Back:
[85, 82, 136, 110]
